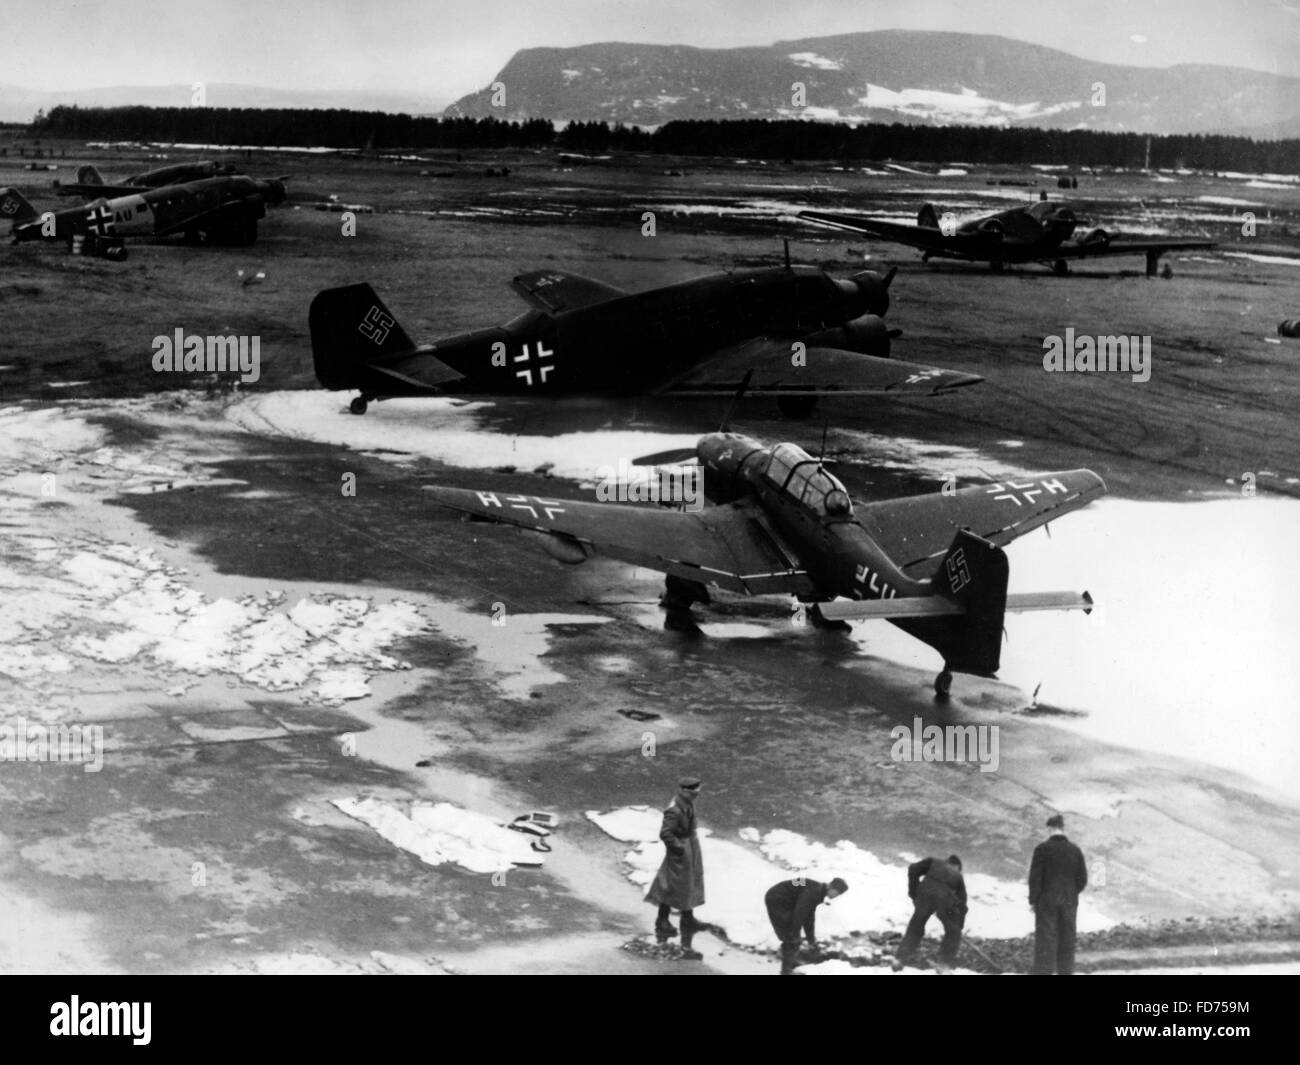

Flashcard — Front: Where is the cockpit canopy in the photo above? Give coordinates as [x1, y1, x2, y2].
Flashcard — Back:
[762, 442, 854, 517]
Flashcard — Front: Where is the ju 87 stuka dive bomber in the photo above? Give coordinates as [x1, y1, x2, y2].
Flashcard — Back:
[309, 256, 983, 415]
[424, 430, 1105, 695]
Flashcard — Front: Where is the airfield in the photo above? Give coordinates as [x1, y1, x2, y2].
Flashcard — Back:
[2, 144, 1299, 974]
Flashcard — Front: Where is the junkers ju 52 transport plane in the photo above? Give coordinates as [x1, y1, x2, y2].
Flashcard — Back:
[53, 160, 242, 199]
[1, 174, 287, 253]
[424, 431, 1105, 694]
[800, 201, 1216, 276]
[308, 261, 984, 415]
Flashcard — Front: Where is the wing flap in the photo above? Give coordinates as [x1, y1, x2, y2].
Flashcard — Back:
[661, 337, 982, 397]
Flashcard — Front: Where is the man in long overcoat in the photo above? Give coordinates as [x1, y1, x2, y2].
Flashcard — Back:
[645, 776, 705, 959]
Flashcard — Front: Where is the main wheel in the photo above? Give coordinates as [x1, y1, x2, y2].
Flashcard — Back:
[934, 670, 953, 696]
[1052, 259, 1069, 276]
[349, 396, 369, 415]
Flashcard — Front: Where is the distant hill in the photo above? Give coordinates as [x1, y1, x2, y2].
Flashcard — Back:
[443, 30, 1300, 137]
[0, 83, 446, 125]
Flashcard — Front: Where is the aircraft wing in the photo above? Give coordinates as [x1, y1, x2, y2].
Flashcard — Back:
[153, 198, 261, 239]
[658, 336, 983, 397]
[423, 487, 817, 596]
[856, 470, 1105, 576]
[799, 210, 954, 253]
[1045, 238, 1216, 261]
[55, 183, 143, 199]
[510, 271, 626, 314]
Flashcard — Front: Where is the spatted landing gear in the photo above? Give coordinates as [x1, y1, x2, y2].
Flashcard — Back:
[934, 669, 953, 698]
[349, 395, 372, 415]
[660, 576, 709, 634]
[806, 603, 851, 633]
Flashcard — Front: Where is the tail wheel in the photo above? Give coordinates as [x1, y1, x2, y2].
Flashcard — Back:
[934, 670, 953, 696]
[349, 396, 369, 415]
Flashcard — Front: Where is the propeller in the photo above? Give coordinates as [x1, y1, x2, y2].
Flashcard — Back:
[631, 447, 698, 467]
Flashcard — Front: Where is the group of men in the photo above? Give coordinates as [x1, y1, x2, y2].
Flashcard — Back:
[645, 776, 847, 972]
[646, 777, 1089, 975]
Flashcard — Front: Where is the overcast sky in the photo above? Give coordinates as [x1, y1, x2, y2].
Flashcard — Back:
[1, 0, 1295, 104]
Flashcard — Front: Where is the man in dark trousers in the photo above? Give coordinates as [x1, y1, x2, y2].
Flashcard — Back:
[645, 776, 706, 959]
[764, 876, 848, 975]
[1029, 813, 1088, 974]
[891, 854, 967, 970]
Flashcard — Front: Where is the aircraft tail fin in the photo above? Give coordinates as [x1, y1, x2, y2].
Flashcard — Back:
[308, 283, 417, 389]
[917, 203, 940, 229]
[894, 529, 1008, 676]
[0, 187, 39, 226]
[75, 165, 105, 187]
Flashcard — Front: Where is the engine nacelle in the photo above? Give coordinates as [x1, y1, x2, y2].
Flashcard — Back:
[1079, 227, 1110, 248]
[804, 313, 891, 358]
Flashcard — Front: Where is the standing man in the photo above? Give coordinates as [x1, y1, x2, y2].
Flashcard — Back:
[764, 876, 849, 975]
[891, 854, 967, 970]
[645, 776, 705, 960]
[1029, 813, 1087, 974]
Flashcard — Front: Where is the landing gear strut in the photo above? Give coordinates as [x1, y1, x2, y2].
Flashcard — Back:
[349, 395, 372, 415]
[933, 669, 953, 697]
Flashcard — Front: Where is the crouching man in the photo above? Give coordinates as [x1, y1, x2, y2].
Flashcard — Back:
[764, 876, 848, 975]
[891, 854, 967, 971]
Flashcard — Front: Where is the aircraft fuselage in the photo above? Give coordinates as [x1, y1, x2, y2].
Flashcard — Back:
[386, 266, 886, 396]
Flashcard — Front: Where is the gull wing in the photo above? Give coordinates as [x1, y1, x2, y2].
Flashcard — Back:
[424, 487, 816, 596]
[855, 470, 1106, 576]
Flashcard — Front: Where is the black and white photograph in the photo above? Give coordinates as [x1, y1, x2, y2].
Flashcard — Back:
[0, 0, 1295, 1026]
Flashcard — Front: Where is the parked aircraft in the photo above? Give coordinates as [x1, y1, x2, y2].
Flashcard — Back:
[424, 430, 1103, 694]
[800, 201, 1215, 275]
[1, 174, 286, 250]
[309, 260, 983, 416]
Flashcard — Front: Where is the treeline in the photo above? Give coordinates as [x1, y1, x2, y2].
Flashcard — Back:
[31, 106, 556, 149]
[27, 105, 1300, 172]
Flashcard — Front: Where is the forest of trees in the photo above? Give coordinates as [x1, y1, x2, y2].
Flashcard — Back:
[26, 104, 1300, 173]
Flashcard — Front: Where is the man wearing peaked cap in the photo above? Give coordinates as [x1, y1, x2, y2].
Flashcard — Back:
[645, 776, 705, 959]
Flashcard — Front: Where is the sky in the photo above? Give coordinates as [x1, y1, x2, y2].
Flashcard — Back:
[1, 0, 1296, 106]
